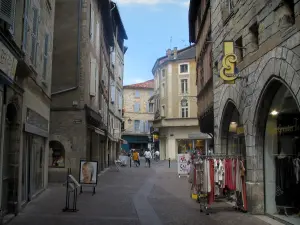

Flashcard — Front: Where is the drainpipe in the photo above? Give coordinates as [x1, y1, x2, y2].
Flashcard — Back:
[51, 0, 82, 95]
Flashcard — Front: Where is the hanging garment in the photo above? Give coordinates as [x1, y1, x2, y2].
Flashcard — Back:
[231, 159, 236, 190]
[225, 159, 234, 190]
[218, 159, 224, 182]
[214, 159, 219, 183]
[222, 159, 226, 188]
[188, 164, 195, 184]
[293, 158, 300, 184]
[208, 159, 215, 206]
[240, 160, 248, 211]
[203, 159, 211, 193]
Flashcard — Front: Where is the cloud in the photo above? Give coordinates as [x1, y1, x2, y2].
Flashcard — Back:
[115, 0, 188, 7]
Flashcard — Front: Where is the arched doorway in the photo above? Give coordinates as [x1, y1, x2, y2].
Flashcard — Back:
[220, 101, 246, 158]
[255, 78, 300, 223]
[49, 140, 65, 168]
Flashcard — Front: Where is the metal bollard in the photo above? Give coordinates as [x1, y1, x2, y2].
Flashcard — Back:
[108, 154, 110, 167]
[130, 157, 131, 167]
[169, 158, 170, 168]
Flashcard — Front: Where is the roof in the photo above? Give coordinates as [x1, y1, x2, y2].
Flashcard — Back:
[124, 79, 154, 89]
[111, 1, 128, 40]
[151, 45, 196, 74]
[188, 0, 200, 43]
[100, 0, 114, 46]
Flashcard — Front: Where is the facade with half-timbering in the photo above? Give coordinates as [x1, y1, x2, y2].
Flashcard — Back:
[212, 0, 300, 222]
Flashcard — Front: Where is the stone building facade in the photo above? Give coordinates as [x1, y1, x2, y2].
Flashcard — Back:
[0, 0, 55, 220]
[122, 80, 154, 151]
[50, 0, 127, 182]
[212, 0, 300, 222]
[189, 0, 214, 136]
[152, 46, 211, 160]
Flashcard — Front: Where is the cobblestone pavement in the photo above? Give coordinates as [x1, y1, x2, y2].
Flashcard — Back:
[8, 159, 283, 225]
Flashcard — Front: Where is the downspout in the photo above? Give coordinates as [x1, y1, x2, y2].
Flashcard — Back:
[51, 0, 82, 95]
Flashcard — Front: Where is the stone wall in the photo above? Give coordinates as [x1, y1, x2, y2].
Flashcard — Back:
[212, 0, 300, 214]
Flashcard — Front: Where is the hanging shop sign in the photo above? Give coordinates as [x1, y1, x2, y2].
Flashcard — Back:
[220, 41, 238, 84]
[0, 41, 18, 83]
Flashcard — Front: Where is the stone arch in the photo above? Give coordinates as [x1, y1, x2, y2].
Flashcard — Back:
[247, 47, 300, 136]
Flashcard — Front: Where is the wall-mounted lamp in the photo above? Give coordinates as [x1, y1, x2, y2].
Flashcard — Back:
[128, 118, 132, 124]
[270, 110, 279, 116]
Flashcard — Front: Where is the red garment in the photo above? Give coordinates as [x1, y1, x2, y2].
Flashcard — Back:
[225, 159, 235, 190]
[208, 159, 215, 206]
[232, 159, 237, 190]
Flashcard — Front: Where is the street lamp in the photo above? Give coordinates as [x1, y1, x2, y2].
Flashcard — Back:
[128, 118, 132, 124]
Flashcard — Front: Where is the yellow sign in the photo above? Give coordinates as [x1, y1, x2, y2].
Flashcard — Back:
[220, 41, 238, 84]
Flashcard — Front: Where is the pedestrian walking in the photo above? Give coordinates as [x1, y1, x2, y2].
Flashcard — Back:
[132, 150, 140, 167]
[144, 149, 152, 168]
[154, 150, 160, 161]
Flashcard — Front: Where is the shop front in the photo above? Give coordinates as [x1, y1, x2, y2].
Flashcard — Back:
[22, 108, 49, 203]
[255, 80, 300, 224]
[214, 44, 300, 224]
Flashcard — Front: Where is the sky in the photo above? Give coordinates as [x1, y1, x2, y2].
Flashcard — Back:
[114, 0, 190, 85]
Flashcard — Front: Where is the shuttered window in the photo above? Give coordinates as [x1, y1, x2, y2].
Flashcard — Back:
[43, 33, 49, 79]
[134, 103, 140, 112]
[89, 58, 96, 96]
[118, 93, 122, 109]
[22, 0, 30, 51]
[31, 7, 39, 65]
[0, 0, 16, 26]
[89, 4, 94, 42]
[110, 82, 115, 102]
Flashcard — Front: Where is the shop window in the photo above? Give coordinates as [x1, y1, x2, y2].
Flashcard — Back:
[49, 140, 65, 168]
[249, 22, 259, 51]
[276, 0, 295, 29]
[235, 36, 243, 62]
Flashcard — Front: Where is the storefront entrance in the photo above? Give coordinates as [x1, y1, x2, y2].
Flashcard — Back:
[257, 81, 300, 224]
[220, 101, 246, 158]
[22, 134, 45, 203]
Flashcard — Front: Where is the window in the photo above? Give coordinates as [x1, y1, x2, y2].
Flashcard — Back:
[148, 103, 154, 113]
[161, 105, 165, 117]
[118, 93, 122, 109]
[181, 79, 188, 94]
[179, 63, 189, 74]
[249, 22, 259, 51]
[89, 4, 94, 42]
[134, 120, 140, 132]
[228, 0, 234, 13]
[96, 22, 100, 52]
[31, 7, 39, 65]
[149, 90, 153, 97]
[111, 47, 115, 65]
[148, 122, 153, 132]
[43, 33, 49, 79]
[235, 36, 243, 62]
[134, 102, 140, 112]
[161, 83, 165, 98]
[0, 0, 16, 26]
[181, 99, 188, 118]
[135, 90, 140, 98]
[161, 69, 166, 78]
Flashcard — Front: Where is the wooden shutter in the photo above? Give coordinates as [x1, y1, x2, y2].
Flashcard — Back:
[139, 121, 144, 133]
[0, 0, 16, 25]
[110, 82, 115, 102]
[22, 0, 30, 51]
[31, 7, 38, 62]
[118, 94, 122, 109]
[43, 34, 49, 79]
[89, 59, 96, 96]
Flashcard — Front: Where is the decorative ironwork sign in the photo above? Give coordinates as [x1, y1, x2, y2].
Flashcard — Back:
[220, 41, 238, 84]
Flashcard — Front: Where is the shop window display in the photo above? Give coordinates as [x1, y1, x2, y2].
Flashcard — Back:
[49, 140, 65, 168]
[264, 84, 300, 224]
[177, 139, 205, 154]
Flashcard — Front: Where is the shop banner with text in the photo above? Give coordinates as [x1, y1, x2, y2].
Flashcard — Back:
[177, 154, 190, 176]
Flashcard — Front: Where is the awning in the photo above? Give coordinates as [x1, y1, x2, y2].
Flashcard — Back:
[122, 135, 149, 144]
[94, 127, 105, 136]
[188, 133, 211, 139]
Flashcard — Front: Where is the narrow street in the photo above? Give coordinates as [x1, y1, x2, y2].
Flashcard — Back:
[9, 159, 282, 225]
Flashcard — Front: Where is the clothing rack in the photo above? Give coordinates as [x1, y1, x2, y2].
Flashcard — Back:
[190, 155, 247, 215]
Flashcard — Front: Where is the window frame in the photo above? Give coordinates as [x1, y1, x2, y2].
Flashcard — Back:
[180, 99, 189, 118]
[180, 78, 188, 94]
[134, 120, 140, 132]
[178, 63, 190, 74]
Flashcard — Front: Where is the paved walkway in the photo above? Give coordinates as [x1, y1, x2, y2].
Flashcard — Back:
[8, 159, 284, 225]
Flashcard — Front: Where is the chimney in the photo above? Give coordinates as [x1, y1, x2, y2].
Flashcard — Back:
[166, 49, 172, 58]
[173, 47, 178, 59]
